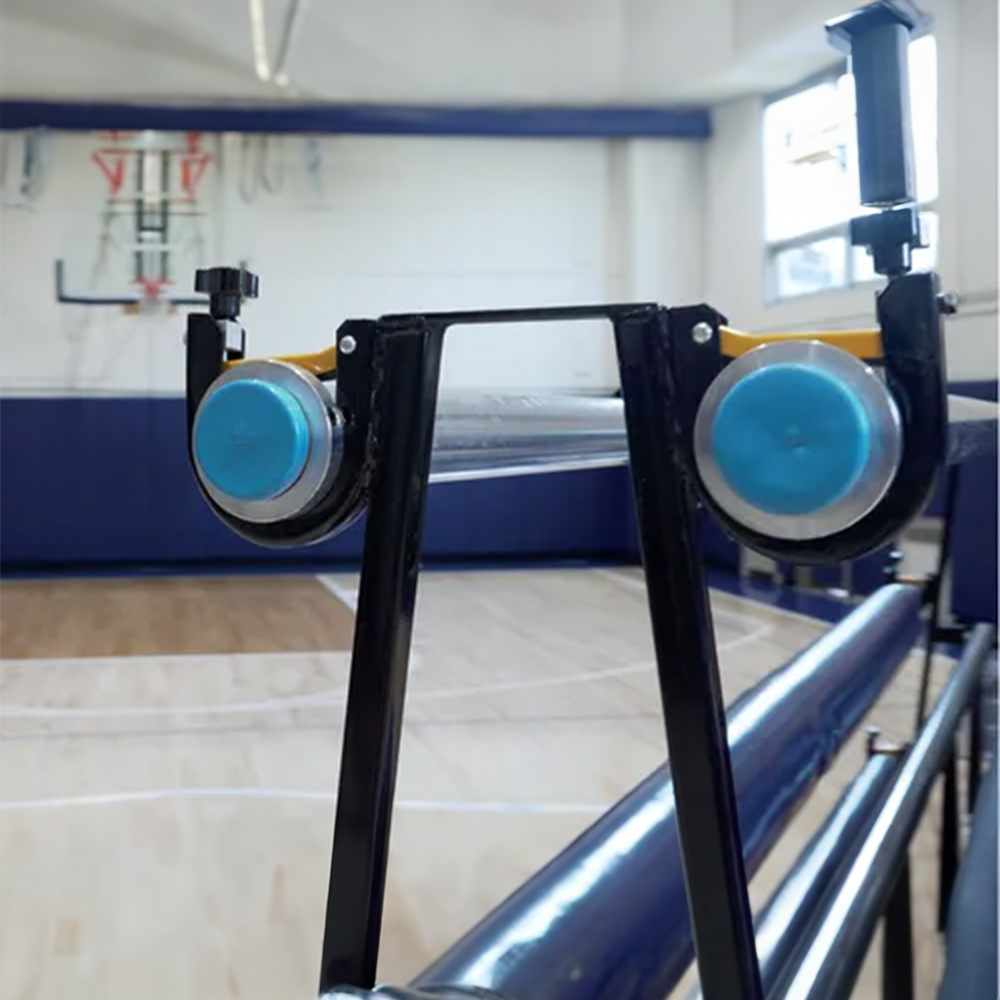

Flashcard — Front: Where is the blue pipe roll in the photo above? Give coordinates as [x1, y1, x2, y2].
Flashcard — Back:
[412, 584, 921, 1000]
[774, 623, 996, 1000]
[690, 753, 900, 1000]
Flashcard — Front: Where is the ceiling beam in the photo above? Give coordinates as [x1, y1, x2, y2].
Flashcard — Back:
[0, 100, 711, 138]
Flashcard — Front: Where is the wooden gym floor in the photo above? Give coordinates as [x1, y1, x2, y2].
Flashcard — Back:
[0, 569, 953, 1000]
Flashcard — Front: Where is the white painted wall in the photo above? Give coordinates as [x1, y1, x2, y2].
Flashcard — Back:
[0, 131, 704, 394]
[704, 0, 998, 381]
[2, 0, 992, 393]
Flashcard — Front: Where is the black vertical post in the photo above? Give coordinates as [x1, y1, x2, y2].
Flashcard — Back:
[614, 309, 763, 1000]
[318, 324, 445, 993]
[937, 747, 959, 932]
[826, 4, 928, 276]
[882, 853, 914, 1000]
[849, 20, 916, 208]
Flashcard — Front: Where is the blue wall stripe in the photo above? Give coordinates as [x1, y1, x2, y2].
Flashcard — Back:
[0, 389, 991, 626]
[0, 101, 711, 139]
[948, 381, 998, 624]
[0, 397, 638, 570]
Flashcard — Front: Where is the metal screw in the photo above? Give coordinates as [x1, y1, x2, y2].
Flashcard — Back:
[339, 335, 357, 355]
[938, 290, 960, 316]
[692, 322, 714, 344]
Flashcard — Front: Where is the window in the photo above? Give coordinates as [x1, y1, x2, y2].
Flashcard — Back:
[763, 35, 938, 300]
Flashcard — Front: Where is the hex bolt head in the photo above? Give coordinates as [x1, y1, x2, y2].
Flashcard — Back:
[692, 322, 714, 344]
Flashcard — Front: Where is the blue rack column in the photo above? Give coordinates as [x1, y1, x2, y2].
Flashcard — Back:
[318, 321, 446, 993]
[613, 306, 764, 1000]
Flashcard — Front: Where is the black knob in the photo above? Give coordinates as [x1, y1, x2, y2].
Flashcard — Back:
[195, 266, 259, 320]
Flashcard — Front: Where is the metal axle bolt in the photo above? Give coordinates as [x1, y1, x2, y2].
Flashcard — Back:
[938, 291, 959, 316]
[340, 335, 357, 355]
[692, 322, 714, 344]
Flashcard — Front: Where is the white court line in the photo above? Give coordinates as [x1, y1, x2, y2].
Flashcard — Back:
[315, 574, 359, 612]
[0, 661, 650, 719]
[0, 649, 348, 668]
[2, 603, 769, 721]
[0, 689, 345, 720]
[2, 571, 772, 721]
[597, 567, 856, 631]
[593, 568, 773, 651]
[0, 788, 609, 815]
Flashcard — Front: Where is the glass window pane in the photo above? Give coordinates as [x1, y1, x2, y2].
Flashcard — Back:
[772, 237, 847, 298]
[911, 210, 939, 271]
[909, 35, 938, 204]
[764, 78, 858, 242]
[764, 36, 937, 245]
[852, 244, 878, 284]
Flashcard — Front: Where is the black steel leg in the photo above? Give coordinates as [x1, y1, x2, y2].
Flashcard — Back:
[882, 853, 914, 1000]
[614, 311, 763, 1000]
[319, 326, 445, 993]
[937, 747, 959, 932]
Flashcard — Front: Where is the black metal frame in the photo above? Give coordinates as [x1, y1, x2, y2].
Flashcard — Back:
[882, 853, 914, 1000]
[182, 300, 765, 998]
[319, 321, 446, 988]
[183, 274, 964, 1000]
[614, 306, 763, 1000]
[301, 302, 758, 998]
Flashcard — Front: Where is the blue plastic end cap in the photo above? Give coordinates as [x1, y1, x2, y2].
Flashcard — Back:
[194, 379, 310, 501]
[710, 363, 873, 516]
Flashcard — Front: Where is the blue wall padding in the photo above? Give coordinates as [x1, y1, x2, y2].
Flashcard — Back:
[944, 382, 997, 624]
[0, 397, 634, 570]
[0, 389, 990, 617]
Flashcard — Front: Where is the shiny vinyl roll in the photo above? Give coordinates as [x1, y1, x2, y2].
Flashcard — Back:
[192, 370, 995, 517]
[429, 394, 629, 482]
[427, 389, 992, 483]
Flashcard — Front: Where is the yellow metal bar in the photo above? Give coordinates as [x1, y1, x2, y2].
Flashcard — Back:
[719, 326, 883, 361]
[223, 344, 338, 377]
[223, 327, 881, 375]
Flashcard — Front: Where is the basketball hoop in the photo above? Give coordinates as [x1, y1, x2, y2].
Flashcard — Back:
[140, 277, 165, 300]
[58, 131, 214, 310]
[122, 277, 170, 315]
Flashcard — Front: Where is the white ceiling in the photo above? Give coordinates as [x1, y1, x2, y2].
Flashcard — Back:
[0, 0, 850, 107]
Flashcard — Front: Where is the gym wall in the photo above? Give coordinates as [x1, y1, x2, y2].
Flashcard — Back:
[0, 132, 704, 570]
[0, 0, 994, 624]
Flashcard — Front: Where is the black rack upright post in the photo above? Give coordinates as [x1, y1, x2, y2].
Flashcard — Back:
[318, 321, 445, 993]
[937, 745, 959, 932]
[882, 853, 915, 1000]
[613, 308, 763, 1000]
